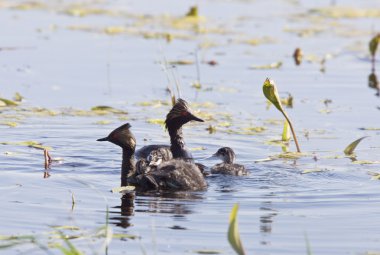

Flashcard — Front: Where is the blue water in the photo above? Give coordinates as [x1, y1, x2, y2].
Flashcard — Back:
[1, 0, 380, 254]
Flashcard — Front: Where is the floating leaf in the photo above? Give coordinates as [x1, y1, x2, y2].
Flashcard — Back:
[52, 226, 80, 231]
[95, 120, 112, 125]
[352, 160, 380, 165]
[189, 147, 206, 151]
[192, 82, 202, 89]
[301, 168, 326, 174]
[368, 171, 380, 180]
[359, 127, 380, 131]
[227, 204, 245, 255]
[0, 98, 18, 106]
[168, 60, 194, 65]
[11, 2, 46, 10]
[91, 106, 127, 115]
[310, 7, 380, 18]
[250, 62, 282, 70]
[343, 136, 368, 156]
[0, 122, 18, 127]
[136, 100, 169, 107]
[104, 26, 125, 35]
[194, 251, 221, 254]
[111, 186, 135, 193]
[275, 151, 304, 160]
[63, 7, 110, 17]
[263, 78, 301, 152]
[146, 118, 165, 126]
[0, 141, 51, 150]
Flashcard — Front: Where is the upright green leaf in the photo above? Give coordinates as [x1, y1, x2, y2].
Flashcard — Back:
[282, 121, 291, 142]
[263, 78, 301, 152]
[263, 78, 284, 113]
[369, 34, 380, 57]
[227, 204, 245, 255]
[344, 136, 368, 156]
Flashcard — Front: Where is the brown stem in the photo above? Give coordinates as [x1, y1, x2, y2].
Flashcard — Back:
[282, 112, 301, 153]
[44, 149, 51, 169]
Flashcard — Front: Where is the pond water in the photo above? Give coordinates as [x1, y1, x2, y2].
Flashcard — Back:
[1, 0, 380, 254]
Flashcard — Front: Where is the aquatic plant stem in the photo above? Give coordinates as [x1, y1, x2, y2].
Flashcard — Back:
[282, 112, 301, 153]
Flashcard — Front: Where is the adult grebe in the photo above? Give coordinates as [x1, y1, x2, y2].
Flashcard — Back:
[136, 98, 204, 162]
[98, 123, 207, 191]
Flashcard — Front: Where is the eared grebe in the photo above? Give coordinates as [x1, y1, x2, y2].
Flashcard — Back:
[98, 123, 207, 191]
[97, 123, 137, 187]
[136, 98, 204, 162]
[211, 147, 248, 176]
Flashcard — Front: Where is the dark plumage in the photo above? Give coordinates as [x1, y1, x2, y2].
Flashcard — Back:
[98, 123, 207, 191]
[136, 147, 173, 175]
[136, 99, 204, 161]
[140, 160, 207, 191]
[211, 147, 247, 176]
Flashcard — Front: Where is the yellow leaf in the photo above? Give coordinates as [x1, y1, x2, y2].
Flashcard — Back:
[111, 186, 135, 193]
[250, 62, 282, 70]
[343, 136, 368, 155]
[227, 204, 245, 255]
[0, 98, 18, 106]
[282, 121, 290, 142]
[146, 118, 165, 126]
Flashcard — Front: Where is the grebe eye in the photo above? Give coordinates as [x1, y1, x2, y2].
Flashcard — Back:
[181, 111, 189, 116]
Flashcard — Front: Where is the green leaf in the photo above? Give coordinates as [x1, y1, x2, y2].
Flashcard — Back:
[369, 34, 380, 57]
[227, 204, 245, 255]
[263, 78, 301, 152]
[13, 92, 24, 102]
[263, 78, 284, 113]
[343, 136, 368, 155]
[0, 98, 18, 106]
[51, 226, 80, 231]
[90, 106, 127, 115]
[194, 250, 221, 254]
[56, 231, 83, 255]
[282, 121, 290, 141]
[186, 6, 198, 17]
[250, 61, 282, 70]
[146, 118, 165, 126]
[111, 186, 135, 193]
[0, 141, 52, 150]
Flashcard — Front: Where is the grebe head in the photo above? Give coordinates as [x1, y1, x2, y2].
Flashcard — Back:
[165, 98, 204, 129]
[213, 147, 236, 164]
[97, 123, 136, 152]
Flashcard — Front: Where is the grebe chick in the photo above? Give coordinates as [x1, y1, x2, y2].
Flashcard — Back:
[136, 147, 173, 175]
[136, 98, 204, 161]
[211, 147, 247, 176]
[98, 123, 207, 191]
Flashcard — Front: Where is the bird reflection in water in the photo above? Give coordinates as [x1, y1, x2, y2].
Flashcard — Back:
[109, 193, 135, 229]
[259, 191, 278, 246]
[368, 72, 379, 97]
[109, 191, 204, 229]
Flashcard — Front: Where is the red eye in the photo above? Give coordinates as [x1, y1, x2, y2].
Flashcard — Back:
[181, 111, 189, 116]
